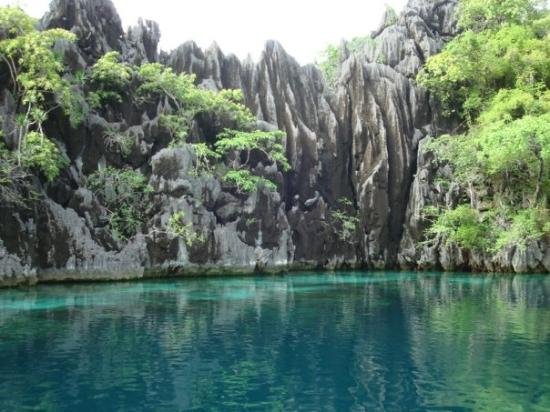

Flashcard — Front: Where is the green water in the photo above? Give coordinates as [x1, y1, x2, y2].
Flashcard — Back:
[0, 271, 548, 411]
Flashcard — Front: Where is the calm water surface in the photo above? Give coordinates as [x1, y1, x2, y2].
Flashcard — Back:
[0, 272, 549, 411]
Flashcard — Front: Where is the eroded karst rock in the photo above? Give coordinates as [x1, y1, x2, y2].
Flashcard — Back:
[1, 0, 546, 286]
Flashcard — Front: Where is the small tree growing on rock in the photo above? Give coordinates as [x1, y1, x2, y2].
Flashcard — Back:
[0, 6, 82, 181]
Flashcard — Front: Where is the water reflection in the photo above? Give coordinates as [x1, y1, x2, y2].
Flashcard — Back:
[0, 272, 548, 411]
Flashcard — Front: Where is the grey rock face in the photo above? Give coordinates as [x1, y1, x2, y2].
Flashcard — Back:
[41, 0, 161, 64]
[162, 1, 457, 268]
[41, 0, 124, 62]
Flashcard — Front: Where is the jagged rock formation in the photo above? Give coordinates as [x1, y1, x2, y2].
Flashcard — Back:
[160, 0, 458, 268]
[0, 0, 547, 286]
[398, 139, 550, 273]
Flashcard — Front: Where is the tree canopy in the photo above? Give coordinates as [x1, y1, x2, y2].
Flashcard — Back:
[0, 6, 79, 181]
[418, 0, 549, 253]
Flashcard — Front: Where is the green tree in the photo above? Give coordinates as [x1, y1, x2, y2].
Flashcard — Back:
[0, 6, 80, 180]
[418, 0, 550, 254]
[88, 51, 132, 107]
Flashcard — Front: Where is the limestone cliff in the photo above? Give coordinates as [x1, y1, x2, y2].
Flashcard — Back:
[0, 0, 547, 286]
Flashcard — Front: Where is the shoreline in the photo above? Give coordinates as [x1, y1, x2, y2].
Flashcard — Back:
[1, 262, 544, 289]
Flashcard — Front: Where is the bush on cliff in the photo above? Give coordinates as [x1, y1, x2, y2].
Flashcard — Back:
[0, 6, 82, 181]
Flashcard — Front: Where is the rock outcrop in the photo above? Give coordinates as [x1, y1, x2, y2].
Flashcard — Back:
[160, 0, 458, 268]
[0, 0, 547, 286]
[398, 139, 550, 273]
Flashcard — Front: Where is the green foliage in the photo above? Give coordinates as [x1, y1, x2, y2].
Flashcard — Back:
[223, 170, 277, 193]
[160, 113, 192, 144]
[317, 44, 341, 88]
[427, 113, 549, 206]
[137, 63, 253, 127]
[88, 51, 132, 107]
[215, 129, 290, 172]
[191, 143, 220, 175]
[136, 63, 254, 145]
[419, 0, 550, 255]
[21, 132, 66, 181]
[330, 197, 360, 242]
[0, 141, 16, 185]
[87, 56, 287, 196]
[478, 88, 550, 125]
[103, 127, 134, 158]
[426, 205, 493, 251]
[417, 3, 550, 121]
[0, 28, 76, 107]
[425, 203, 548, 253]
[168, 211, 205, 247]
[134, 64, 281, 186]
[458, 0, 544, 31]
[420, 205, 441, 221]
[136, 63, 195, 107]
[0, 6, 35, 37]
[0, 6, 80, 182]
[0, 7, 288, 196]
[87, 167, 152, 241]
[494, 208, 549, 251]
[207, 89, 254, 127]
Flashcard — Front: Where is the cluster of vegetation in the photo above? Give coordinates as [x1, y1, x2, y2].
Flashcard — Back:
[87, 167, 152, 241]
[168, 211, 205, 247]
[0, 6, 82, 182]
[79, 44, 290, 242]
[0, 7, 291, 245]
[417, 0, 549, 253]
[315, 5, 396, 87]
[330, 197, 360, 242]
[87, 53, 289, 194]
[103, 125, 135, 159]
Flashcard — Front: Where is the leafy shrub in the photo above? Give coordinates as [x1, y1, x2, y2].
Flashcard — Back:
[0, 6, 35, 37]
[87, 167, 152, 241]
[215, 129, 290, 172]
[426, 112, 549, 206]
[136, 63, 254, 143]
[426, 205, 493, 252]
[417, 4, 549, 121]
[0, 6, 81, 181]
[160, 113, 193, 144]
[21, 132, 67, 181]
[494, 208, 549, 251]
[191, 143, 220, 175]
[458, 0, 542, 31]
[316, 44, 341, 89]
[330, 197, 360, 241]
[418, 0, 549, 256]
[103, 127, 134, 158]
[88, 51, 132, 107]
[223, 170, 277, 193]
[168, 211, 205, 247]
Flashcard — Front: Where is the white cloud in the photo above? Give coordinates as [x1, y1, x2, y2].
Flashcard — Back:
[1, 0, 407, 64]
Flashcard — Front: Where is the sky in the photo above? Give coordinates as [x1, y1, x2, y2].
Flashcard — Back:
[1, 0, 408, 64]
